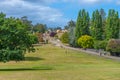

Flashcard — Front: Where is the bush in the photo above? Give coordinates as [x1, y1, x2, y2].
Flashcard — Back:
[35, 33, 44, 42]
[49, 32, 57, 37]
[60, 32, 69, 43]
[77, 35, 94, 49]
[94, 40, 108, 50]
[106, 39, 120, 56]
[29, 34, 39, 44]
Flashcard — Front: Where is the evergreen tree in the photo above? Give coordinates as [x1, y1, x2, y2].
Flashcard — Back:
[75, 9, 90, 46]
[99, 8, 106, 21]
[106, 9, 120, 39]
[67, 20, 76, 47]
[99, 8, 106, 39]
[90, 10, 103, 40]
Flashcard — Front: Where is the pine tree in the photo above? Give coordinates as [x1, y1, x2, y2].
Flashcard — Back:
[75, 9, 90, 46]
[90, 10, 103, 40]
[99, 8, 106, 39]
[106, 9, 120, 39]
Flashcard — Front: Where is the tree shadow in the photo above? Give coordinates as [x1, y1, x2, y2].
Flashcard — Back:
[0, 67, 53, 71]
[25, 57, 44, 61]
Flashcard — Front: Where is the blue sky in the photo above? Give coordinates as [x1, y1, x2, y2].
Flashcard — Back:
[0, 0, 120, 28]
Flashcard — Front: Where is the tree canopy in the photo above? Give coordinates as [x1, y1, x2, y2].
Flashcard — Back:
[0, 13, 35, 62]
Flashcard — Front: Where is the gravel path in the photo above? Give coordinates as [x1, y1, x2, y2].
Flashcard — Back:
[50, 39, 120, 61]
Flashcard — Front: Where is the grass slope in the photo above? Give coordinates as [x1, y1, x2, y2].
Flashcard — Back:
[0, 44, 120, 80]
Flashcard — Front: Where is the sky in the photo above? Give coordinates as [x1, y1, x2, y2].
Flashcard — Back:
[0, 0, 120, 28]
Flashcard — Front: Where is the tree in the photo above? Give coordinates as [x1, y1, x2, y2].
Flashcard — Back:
[99, 8, 106, 21]
[99, 8, 106, 39]
[54, 26, 62, 31]
[75, 9, 90, 46]
[106, 9, 120, 40]
[60, 32, 69, 43]
[0, 12, 6, 26]
[67, 20, 76, 46]
[0, 14, 35, 62]
[90, 10, 103, 40]
[33, 23, 47, 33]
[21, 16, 33, 32]
[64, 25, 69, 30]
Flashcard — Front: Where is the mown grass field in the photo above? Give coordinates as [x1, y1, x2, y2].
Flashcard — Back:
[0, 44, 120, 80]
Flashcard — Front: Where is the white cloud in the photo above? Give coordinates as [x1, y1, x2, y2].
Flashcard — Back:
[0, 0, 68, 27]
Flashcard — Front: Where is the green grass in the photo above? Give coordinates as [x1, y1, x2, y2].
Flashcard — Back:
[0, 44, 120, 80]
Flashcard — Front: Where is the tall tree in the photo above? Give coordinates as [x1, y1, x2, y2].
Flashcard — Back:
[106, 9, 120, 39]
[75, 9, 90, 46]
[67, 20, 76, 47]
[99, 8, 106, 21]
[90, 10, 103, 40]
[99, 8, 106, 39]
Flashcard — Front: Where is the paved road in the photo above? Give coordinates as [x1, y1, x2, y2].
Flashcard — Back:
[50, 39, 120, 61]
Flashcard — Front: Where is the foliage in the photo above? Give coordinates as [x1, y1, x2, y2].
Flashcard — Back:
[53, 26, 62, 31]
[77, 35, 94, 49]
[35, 33, 44, 42]
[29, 34, 39, 44]
[0, 13, 35, 62]
[99, 8, 106, 21]
[60, 32, 69, 43]
[75, 9, 90, 46]
[0, 49, 25, 62]
[90, 9, 103, 40]
[33, 23, 47, 33]
[49, 32, 57, 37]
[94, 40, 108, 50]
[106, 9, 120, 40]
[106, 39, 120, 56]
[67, 20, 76, 47]
[21, 16, 33, 32]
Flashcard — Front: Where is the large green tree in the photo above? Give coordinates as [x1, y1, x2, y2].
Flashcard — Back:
[0, 13, 35, 62]
[75, 9, 90, 46]
[90, 10, 103, 40]
[106, 9, 120, 39]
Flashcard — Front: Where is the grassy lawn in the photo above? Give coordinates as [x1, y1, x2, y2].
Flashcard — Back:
[0, 44, 120, 80]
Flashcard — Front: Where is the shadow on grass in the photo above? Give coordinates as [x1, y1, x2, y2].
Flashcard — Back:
[25, 57, 44, 61]
[0, 66, 53, 71]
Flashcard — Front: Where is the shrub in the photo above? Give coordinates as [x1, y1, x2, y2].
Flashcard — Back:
[29, 34, 39, 44]
[60, 32, 69, 43]
[94, 40, 108, 50]
[49, 32, 57, 37]
[77, 35, 94, 49]
[106, 39, 120, 56]
[35, 33, 44, 42]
